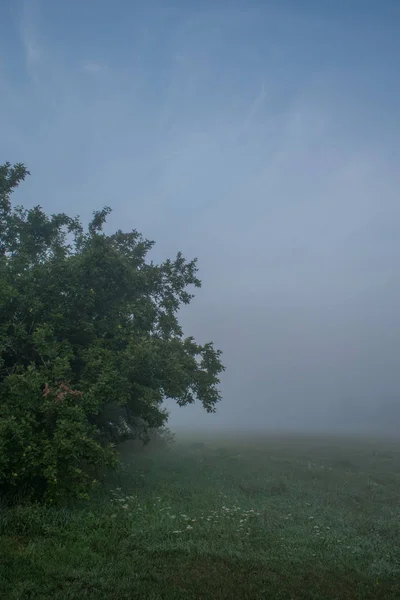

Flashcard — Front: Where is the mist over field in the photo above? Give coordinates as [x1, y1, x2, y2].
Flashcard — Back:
[2, 2, 400, 597]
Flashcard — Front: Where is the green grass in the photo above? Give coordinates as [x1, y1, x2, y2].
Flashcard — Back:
[1, 432, 400, 599]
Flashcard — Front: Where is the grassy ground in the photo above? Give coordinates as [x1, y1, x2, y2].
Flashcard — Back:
[1, 432, 400, 599]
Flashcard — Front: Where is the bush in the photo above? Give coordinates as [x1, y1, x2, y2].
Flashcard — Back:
[0, 162, 225, 501]
[0, 374, 117, 502]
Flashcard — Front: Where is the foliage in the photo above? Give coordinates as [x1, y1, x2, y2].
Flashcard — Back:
[0, 162, 225, 501]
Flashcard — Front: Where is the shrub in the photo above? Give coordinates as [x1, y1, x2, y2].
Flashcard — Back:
[0, 162, 225, 501]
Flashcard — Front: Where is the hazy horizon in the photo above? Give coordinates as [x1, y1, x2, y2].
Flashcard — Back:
[1, 0, 400, 433]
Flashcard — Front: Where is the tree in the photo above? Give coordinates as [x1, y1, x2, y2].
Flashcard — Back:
[0, 162, 225, 501]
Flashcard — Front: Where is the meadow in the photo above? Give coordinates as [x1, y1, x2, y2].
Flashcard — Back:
[1, 431, 400, 599]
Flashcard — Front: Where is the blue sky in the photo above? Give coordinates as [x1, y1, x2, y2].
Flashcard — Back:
[1, 0, 400, 431]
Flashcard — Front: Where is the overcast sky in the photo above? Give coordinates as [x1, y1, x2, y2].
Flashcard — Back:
[1, 0, 400, 431]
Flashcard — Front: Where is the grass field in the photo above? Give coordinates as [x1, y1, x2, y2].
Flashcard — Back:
[1, 432, 400, 599]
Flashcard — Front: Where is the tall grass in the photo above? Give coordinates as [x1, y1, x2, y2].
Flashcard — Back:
[1, 433, 400, 599]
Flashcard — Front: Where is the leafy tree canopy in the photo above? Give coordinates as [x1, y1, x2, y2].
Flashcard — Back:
[0, 162, 225, 501]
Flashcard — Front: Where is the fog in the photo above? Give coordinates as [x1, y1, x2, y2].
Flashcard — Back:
[1, 1, 400, 433]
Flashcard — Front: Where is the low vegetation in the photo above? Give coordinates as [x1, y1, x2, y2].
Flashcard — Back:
[1, 433, 400, 599]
